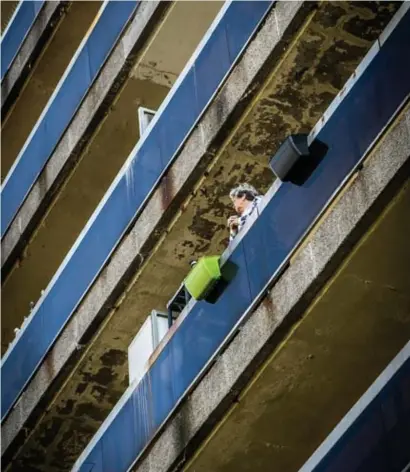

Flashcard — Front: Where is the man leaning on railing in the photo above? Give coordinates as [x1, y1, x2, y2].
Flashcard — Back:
[227, 183, 263, 242]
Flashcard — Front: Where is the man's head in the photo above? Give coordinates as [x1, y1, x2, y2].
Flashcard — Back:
[229, 183, 259, 215]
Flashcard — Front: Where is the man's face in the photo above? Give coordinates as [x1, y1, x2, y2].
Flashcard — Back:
[231, 195, 248, 215]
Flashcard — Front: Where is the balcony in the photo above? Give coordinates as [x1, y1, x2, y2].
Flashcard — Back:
[73, 8, 410, 471]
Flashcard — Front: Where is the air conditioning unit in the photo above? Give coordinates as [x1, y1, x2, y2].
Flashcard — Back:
[128, 310, 168, 385]
[138, 107, 156, 138]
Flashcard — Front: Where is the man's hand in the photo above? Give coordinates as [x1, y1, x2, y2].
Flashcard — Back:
[227, 215, 239, 231]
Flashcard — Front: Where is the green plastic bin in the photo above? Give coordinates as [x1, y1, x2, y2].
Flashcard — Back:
[184, 256, 221, 300]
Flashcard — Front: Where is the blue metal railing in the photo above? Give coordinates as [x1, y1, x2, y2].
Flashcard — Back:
[1, 0, 45, 81]
[1, 0, 138, 236]
[73, 10, 410, 472]
[300, 343, 410, 472]
[0, 1, 274, 422]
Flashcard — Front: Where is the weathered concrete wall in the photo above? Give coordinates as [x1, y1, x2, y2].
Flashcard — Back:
[132, 105, 410, 472]
[1, 2, 401, 471]
[135, 0, 223, 88]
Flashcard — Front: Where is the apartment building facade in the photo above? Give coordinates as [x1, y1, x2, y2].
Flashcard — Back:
[1, 1, 409, 471]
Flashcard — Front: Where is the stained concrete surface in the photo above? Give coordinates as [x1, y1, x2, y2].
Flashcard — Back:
[2, 2, 402, 471]
[1, 1, 101, 180]
[183, 180, 410, 472]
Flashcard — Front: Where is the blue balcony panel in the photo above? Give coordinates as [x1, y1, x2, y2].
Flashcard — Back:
[1, 0, 274, 421]
[193, 19, 230, 112]
[101, 396, 136, 472]
[302, 347, 410, 472]
[158, 68, 199, 166]
[73, 11, 410, 472]
[132, 375, 154, 447]
[224, 1, 272, 61]
[171, 241, 253, 400]
[1, 0, 45, 80]
[78, 442, 103, 472]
